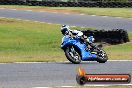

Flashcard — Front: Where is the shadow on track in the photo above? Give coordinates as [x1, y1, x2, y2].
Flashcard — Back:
[57, 61, 106, 65]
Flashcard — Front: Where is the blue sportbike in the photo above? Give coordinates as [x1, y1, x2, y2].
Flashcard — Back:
[61, 35, 108, 64]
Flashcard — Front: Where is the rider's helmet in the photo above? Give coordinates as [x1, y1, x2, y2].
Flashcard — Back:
[61, 25, 70, 35]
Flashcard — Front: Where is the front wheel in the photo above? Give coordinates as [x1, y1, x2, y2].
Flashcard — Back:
[65, 46, 81, 64]
[96, 49, 108, 63]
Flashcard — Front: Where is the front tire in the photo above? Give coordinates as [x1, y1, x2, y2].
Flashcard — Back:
[65, 46, 81, 64]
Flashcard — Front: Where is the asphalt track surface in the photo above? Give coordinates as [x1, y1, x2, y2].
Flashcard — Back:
[0, 9, 132, 31]
[0, 9, 132, 88]
[0, 61, 132, 88]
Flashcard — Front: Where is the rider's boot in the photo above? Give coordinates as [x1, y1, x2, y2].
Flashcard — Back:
[85, 42, 93, 52]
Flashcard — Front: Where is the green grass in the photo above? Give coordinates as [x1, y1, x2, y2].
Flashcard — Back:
[0, 5, 132, 18]
[50, 7, 132, 18]
[104, 33, 132, 60]
[0, 18, 63, 62]
[0, 18, 132, 63]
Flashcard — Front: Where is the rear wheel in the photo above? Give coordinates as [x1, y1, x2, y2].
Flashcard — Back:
[96, 49, 108, 63]
[65, 46, 81, 64]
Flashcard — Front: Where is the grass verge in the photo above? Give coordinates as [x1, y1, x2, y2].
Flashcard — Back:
[0, 18, 132, 63]
[0, 5, 132, 18]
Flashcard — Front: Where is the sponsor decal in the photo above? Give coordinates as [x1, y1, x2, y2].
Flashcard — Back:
[76, 67, 131, 85]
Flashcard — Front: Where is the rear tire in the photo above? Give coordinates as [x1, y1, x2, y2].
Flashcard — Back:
[65, 46, 81, 64]
[96, 49, 108, 63]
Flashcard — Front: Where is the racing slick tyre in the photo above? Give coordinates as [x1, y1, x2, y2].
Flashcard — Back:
[96, 49, 108, 63]
[65, 46, 81, 64]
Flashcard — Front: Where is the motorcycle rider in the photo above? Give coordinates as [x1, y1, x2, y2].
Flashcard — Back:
[61, 25, 94, 51]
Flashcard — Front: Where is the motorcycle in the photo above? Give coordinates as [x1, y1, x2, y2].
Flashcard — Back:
[61, 35, 108, 64]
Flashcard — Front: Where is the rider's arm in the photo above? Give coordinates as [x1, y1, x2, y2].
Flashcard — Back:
[72, 30, 83, 37]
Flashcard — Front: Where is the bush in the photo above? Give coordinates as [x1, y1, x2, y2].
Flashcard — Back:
[82, 29, 130, 44]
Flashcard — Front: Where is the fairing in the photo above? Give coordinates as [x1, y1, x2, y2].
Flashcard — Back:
[61, 36, 97, 61]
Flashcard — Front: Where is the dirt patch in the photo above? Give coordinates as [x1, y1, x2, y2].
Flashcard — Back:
[1, 7, 78, 14]
[0, 19, 15, 24]
[31, 8, 78, 14]
[0, 19, 15, 23]
[18, 8, 78, 14]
